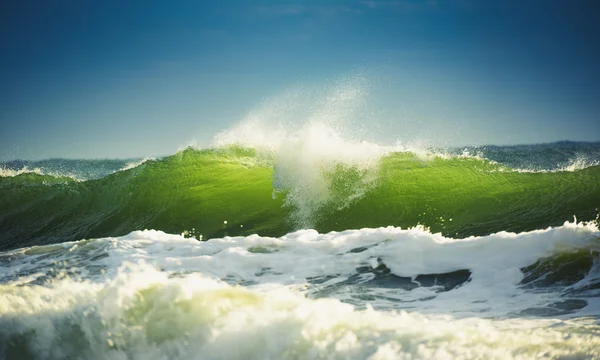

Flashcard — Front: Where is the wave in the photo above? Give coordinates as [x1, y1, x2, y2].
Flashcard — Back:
[449, 141, 600, 173]
[0, 145, 599, 252]
[2, 75, 600, 359]
[0, 166, 45, 178]
[0, 158, 142, 181]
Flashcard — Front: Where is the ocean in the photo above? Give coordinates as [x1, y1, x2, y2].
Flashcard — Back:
[1, 129, 600, 359]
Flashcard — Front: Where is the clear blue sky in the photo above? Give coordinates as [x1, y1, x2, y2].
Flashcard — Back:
[1, 0, 599, 159]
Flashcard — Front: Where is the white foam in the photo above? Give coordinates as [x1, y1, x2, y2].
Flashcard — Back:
[0, 166, 45, 177]
[509, 155, 600, 173]
[560, 154, 600, 172]
[3, 221, 598, 317]
[1, 222, 599, 358]
[0, 165, 84, 182]
[1, 261, 599, 360]
[115, 157, 156, 172]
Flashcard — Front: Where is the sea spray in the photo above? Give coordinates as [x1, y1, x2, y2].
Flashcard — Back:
[213, 77, 389, 227]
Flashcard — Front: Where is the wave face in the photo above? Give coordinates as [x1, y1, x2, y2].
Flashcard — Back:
[1, 143, 599, 251]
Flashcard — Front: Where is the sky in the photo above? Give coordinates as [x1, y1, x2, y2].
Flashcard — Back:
[1, 0, 599, 160]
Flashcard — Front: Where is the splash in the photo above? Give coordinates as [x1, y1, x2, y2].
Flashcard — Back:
[213, 76, 393, 227]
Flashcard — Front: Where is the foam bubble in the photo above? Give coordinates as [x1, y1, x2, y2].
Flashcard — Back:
[3, 221, 599, 317]
[1, 261, 599, 360]
[2, 222, 600, 359]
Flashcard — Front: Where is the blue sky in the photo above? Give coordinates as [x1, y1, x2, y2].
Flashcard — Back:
[1, 0, 599, 159]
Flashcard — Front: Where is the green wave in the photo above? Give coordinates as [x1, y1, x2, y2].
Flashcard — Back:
[1, 147, 599, 250]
